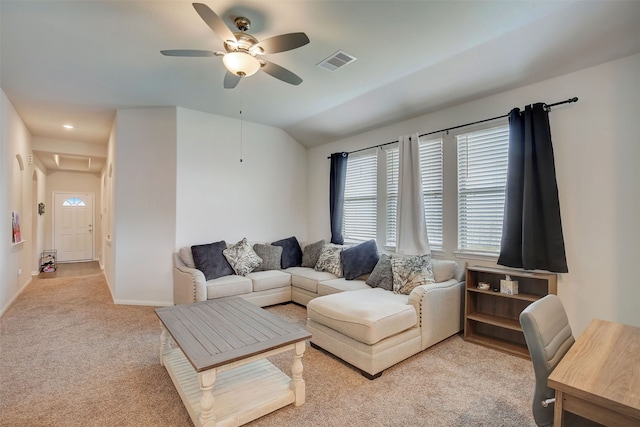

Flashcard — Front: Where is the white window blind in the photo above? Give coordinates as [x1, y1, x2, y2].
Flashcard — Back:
[419, 138, 443, 250]
[457, 125, 509, 254]
[384, 139, 443, 250]
[343, 151, 377, 242]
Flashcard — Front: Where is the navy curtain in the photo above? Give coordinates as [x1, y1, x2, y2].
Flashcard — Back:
[498, 103, 568, 273]
[329, 152, 348, 244]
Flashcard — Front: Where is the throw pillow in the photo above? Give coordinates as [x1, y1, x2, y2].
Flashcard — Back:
[191, 241, 234, 281]
[302, 239, 325, 267]
[272, 236, 303, 269]
[178, 246, 195, 268]
[390, 254, 435, 295]
[341, 239, 379, 280]
[252, 243, 283, 272]
[223, 238, 262, 276]
[366, 254, 393, 291]
[314, 244, 344, 277]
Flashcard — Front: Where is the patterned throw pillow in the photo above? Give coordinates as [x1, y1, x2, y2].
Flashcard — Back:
[390, 254, 435, 295]
[302, 239, 325, 267]
[252, 244, 283, 271]
[223, 238, 262, 276]
[314, 244, 344, 277]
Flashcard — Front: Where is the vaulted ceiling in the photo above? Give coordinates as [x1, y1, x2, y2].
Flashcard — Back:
[2, 1, 640, 173]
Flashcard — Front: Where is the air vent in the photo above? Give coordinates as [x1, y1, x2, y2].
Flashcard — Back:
[317, 50, 357, 72]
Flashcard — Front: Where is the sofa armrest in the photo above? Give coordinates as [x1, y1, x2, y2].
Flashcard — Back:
[173, 265, 207, 304]
[408, 279, 465, 350]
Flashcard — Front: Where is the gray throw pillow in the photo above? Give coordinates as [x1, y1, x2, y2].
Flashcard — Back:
[366, 254, 393, 291]
[191, 241, 234, 281]
[272, 236, 303, 269]
[252, 244, 283, 271]
[341, 239, 379, 280]
[302, 239, 325, 268]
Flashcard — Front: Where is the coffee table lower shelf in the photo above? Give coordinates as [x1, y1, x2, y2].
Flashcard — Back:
[163, 348, 295, 427]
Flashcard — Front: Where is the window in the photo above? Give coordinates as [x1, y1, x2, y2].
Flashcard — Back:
[456, 125, 509, 254]
[62, 197, 86, 207]
[343, 151, 377, 242]
[384, 138, 443, 250]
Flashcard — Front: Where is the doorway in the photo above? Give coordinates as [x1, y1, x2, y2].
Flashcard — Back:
[53, 192, 95, 262]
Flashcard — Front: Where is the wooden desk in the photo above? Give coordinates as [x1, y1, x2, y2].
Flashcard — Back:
[548, 319, 640, 427]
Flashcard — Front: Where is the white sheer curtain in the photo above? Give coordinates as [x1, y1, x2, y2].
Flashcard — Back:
[396, 134, 431, 255]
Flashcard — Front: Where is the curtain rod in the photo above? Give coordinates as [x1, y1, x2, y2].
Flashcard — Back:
[329, 97, 578, 158]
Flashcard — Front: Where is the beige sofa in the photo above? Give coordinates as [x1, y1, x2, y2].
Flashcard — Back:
[173, 245, 465, 379]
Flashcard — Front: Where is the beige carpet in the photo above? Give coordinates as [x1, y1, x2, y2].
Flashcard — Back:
[0, 273, 537, 426]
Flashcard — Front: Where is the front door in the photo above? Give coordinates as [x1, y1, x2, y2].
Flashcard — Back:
[53, 192, 94, 262]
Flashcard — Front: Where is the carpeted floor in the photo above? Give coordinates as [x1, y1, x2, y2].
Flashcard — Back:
[0, 273, 537, 426]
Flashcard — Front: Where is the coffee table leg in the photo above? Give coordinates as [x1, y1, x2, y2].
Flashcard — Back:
[290, 341, 306, 406]
[159, 323, 172, 366]
[199, 369, 217, 427]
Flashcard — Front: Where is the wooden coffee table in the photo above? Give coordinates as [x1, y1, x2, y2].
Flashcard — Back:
[155, 297, 311, 427]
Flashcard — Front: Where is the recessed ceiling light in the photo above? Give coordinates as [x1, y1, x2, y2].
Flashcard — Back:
[63, 124, 74, 129]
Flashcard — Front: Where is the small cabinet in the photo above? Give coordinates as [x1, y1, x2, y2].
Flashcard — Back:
[464, 265, 557, 359]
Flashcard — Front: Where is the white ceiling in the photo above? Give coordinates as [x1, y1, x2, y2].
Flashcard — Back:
[2, 1, 640, 173]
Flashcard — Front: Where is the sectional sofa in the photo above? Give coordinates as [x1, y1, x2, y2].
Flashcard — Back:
[172, 237, 465, 378]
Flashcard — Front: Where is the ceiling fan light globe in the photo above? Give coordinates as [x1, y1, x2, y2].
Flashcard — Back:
[223, 52, 260, 77]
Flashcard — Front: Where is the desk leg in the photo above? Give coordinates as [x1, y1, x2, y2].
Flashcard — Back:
[159, 323, 172, 366]
[290, 341, 306, 406]
[554, 390, 564, 427]
[199, 369, 217, 427]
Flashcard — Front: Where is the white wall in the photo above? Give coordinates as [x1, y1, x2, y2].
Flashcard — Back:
[307, 53, 640, 335]
[175, 107, 308, 248]
[111, 107, 177, 305]
[0, 89, 39, 315]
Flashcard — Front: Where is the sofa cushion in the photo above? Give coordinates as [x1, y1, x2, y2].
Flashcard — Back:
[223, 238, 262, 276]
[365, 254, 393, 291]
[246, 270, 291, 292]
[307, 289, 417, 345]
[191, 241, 234, 281]
[286, 267, 337, 293]
[431, 259, 458, 283]
[272, 236, 303, 269]
[179, 246, 195, 268]
[206, 275, 252, 299]
[315, 244, 344, 277]
[252, 243, 283, 272]
[302, 239, 325, 268]
[341, 239, 379, 280]
[390, 254, 435, 295]
[318, 278, 371, 296]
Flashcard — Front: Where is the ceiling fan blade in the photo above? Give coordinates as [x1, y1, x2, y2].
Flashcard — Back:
[254, 32, 310, 54]
[160, 49, 216, 57]
[260, 61, 303, 85]
[192, 3, 236, 44]
[224, 71, 241, 89]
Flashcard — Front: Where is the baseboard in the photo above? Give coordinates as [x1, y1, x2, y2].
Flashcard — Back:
[113, 299, 173, 307]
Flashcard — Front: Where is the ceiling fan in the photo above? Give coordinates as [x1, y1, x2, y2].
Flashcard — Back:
[161, 3, 310, 89]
